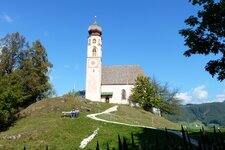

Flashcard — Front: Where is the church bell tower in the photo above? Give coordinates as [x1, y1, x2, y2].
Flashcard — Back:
[85, 17, 102, 101]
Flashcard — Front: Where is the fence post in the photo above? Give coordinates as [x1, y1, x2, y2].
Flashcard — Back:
[187, 132, 193, 150]
[214, 126, 223, 149]
[181, 125, 188, 150]
[131, 132, 135, 148]
[218, 128, 225, 149]
[200, 129, 207, 150]
[96, 141, 100, 150]
[123, 137, 128, 150]
[118, 134, 122, 150]
[165, 128, 170, 145]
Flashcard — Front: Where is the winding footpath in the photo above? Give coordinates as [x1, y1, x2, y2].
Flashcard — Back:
[87, 106, 157, 129]
[80, 105, 198, 148]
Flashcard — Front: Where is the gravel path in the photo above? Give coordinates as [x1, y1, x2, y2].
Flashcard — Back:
[87, 105, 156, 129]
[79, 128, 99, 149]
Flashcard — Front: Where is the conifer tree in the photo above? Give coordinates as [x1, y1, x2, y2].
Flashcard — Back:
[0, 32, 26, 76]
[20, 40, 53, 102]
[0, 32, 53, 129]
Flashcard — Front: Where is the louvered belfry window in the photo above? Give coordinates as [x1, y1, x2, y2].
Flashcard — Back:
[92, 48, 96, 56]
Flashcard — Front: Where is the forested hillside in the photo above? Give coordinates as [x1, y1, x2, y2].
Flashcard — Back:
[167, 101, 225, 127]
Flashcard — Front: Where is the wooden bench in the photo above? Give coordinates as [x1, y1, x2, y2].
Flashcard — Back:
[62, 110, 80, 118]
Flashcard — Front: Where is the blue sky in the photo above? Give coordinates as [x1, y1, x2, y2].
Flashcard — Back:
[0, 0, 224, 104]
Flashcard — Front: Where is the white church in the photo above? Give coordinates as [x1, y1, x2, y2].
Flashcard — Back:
[85, 18, 143, 104]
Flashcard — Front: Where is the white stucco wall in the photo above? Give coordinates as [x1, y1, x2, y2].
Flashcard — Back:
[85, 35, 102, 101]
[85, 64, 101, 101]
[101, 84, 134, 104]
[87, 35, 102, 58]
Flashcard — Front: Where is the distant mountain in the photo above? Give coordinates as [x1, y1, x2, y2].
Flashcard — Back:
[166, 102, 225, 127]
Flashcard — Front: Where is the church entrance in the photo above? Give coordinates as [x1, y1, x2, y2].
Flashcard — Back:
[105, 97, 109, 103]
[101, 92, 113, 103]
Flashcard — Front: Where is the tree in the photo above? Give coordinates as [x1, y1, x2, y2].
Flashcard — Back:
[129, 75, 180, 115]
[129, 75, 161, 111]
[158, 84, 180, 115]
[0, 32, 53, 130]
[180, 0, 225, 81]
[20, 40, 53, 103]
[63, 90, 81, 98]
[0, 32, 26, 76]
[0, 71, 25, 125]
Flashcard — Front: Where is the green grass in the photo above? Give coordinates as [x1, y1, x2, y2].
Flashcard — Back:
[187, 128, 225, 141]
[176, 120, 224, 133]
[176, 120, 206, 132]
[175, 119, 225, 146]
[98, 105, 180, 130]
[0, 97, 182, 149]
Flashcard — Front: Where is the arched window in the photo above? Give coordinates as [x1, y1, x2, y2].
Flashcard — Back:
[92, 38, 96, 44]
[92, 48, 96, 56]
[122, 89, 126, 100]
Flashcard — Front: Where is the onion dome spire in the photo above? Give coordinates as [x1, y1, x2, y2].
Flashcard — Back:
[88, 16, 102, 36]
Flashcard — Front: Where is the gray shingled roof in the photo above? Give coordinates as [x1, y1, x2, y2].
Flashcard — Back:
[102, 65, 143, 85]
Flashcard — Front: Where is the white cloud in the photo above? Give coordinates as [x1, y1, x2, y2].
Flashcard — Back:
[175, 85, 209, 104]
[175, 85, 225, 104]
[0, 13, 14, 23]
[174, 92, 192, 104]
[214, 90, 225, 102]
[193, 85, 208, 100]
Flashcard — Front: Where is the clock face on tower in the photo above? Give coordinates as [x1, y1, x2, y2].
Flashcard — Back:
[88, 59, 98, 68]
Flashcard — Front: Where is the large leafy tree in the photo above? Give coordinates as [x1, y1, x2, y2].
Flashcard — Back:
[0, 32, 52, 129]
[129, 75, 161, 111]
[129, 75, 180, 115]
[180, 0, 225, 81]
[0, 71, 25, 125]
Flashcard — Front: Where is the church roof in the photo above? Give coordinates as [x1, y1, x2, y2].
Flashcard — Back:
[102, 65, 143, 85]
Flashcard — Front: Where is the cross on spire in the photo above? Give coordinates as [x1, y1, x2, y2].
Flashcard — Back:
[94, 16, 97, 24]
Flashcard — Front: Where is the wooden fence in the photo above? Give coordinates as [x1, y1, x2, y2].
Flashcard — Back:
[23, 126, 225, 150]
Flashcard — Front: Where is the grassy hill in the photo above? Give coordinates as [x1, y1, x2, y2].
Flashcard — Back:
[166, 102, 225, 128]
[0, 97, 181, 149]
[98, 105, 179, 129]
